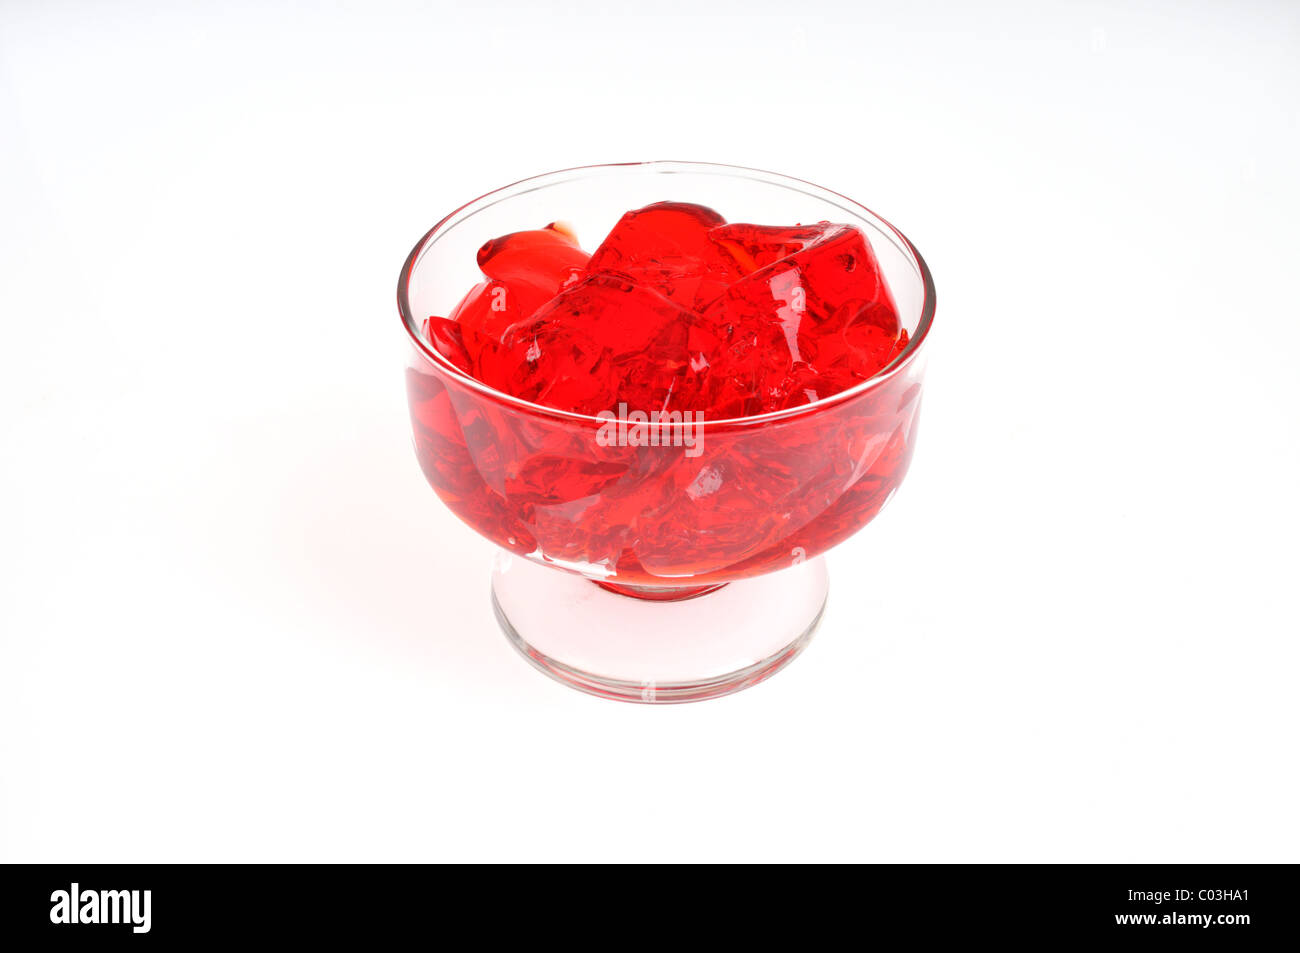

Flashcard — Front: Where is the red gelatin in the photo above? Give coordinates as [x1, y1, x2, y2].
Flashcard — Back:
[476, 223, 589, 318]
[423, 316, 472, 373]
[697, 224, 905, 413]
[585, 202, 746, 310]
[434, 226, 589, 387]
[424, 204, 907, 418]
[406, 198, 925, 590]
[709, 222, 828, 274]
[405, 357, 923, 585]
[445, 281, 519, 368]
[477, 272, 703, 417]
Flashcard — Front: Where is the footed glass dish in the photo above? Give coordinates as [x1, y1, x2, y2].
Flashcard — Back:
[398, 162, 935, 703]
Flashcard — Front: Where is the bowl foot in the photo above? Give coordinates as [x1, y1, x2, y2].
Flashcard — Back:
[490, 554, 828, 704]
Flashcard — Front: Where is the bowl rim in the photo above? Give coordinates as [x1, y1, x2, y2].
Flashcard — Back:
[397, 160, 935, 429]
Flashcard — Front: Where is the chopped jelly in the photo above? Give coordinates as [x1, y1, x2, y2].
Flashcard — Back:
[426, 203, 907, 419]
[406, 200, 923, 589]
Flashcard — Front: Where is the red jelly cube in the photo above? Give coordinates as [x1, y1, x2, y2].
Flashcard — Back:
[478, 273, 702, 417]
[476, 223, 589, 318]
[423, 315, 472, 373]
[699, 223, 905, 412]
[585, 202, 746, 311]
[800, 298, 904, 384]
[446, 279, 526, 370]
[708, 222, 829, 275]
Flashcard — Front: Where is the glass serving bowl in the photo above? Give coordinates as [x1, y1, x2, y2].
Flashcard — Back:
[398, 162, 935, 703]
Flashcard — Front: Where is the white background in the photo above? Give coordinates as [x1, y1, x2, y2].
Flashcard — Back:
[2, 0, 1297, 862]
